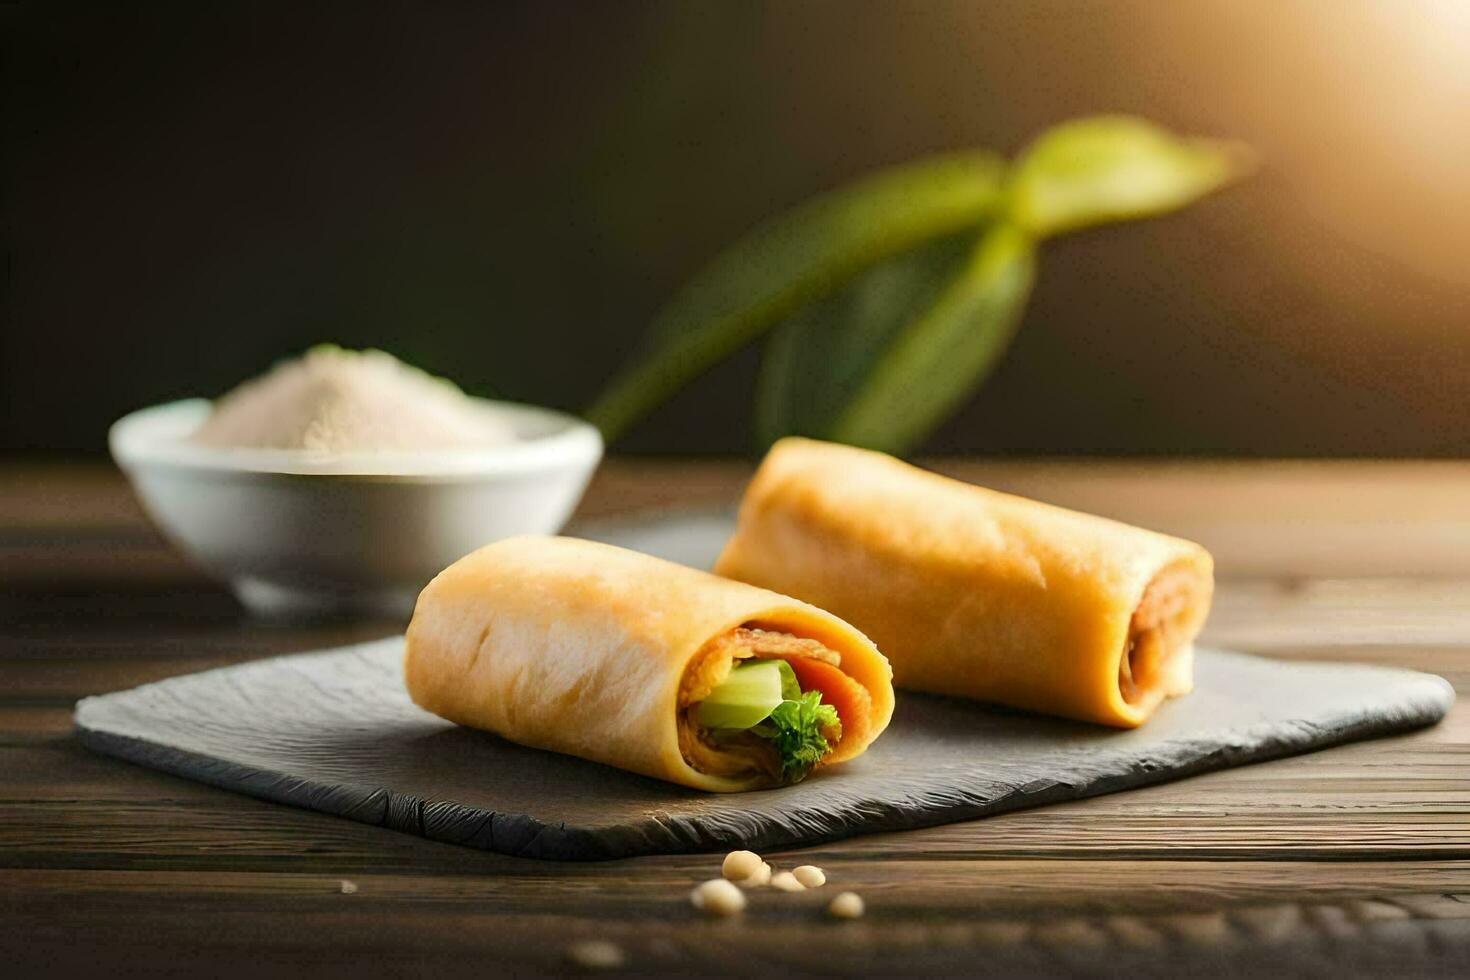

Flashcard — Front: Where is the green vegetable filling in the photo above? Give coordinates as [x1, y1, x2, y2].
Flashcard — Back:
[696, 659, 842, 782]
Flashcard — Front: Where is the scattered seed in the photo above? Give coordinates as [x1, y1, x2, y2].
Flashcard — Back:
[828, 891, 865, 919]
[338, 879, 358, 895]
[739, 861, 772, 888]
[770, 871, 805, 893]
[565, 939, 626, 970]
[691, 878, 747, 917]
[721, 849, 763, 881]
[792, 865, 826, 888]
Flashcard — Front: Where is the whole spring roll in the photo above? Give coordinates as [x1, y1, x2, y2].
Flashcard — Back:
[714, 438, 1214, 728]
[405, 535, 894, 791]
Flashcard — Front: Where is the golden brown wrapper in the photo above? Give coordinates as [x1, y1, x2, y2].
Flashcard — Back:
[714, 439, 1213, 728]
[404, 535, 894, 791]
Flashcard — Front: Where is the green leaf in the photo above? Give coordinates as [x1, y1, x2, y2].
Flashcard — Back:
[749, 691, 841, 783]
[760, 223, 1035, 455]
[1006, 115, 1254, 238]
[584, 151, 1006, 441]
[754, 232, 975, 447]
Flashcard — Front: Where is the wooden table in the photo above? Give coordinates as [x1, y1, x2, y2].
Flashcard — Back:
[3, 460, 1467, 977]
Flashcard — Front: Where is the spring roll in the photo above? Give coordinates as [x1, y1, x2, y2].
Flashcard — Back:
[405, 535, 894, 791]
[714, 438, 1213, 728]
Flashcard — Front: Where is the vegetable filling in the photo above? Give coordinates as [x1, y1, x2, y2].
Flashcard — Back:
[680, 627, 854, 785]
[698, 659, 841, 783]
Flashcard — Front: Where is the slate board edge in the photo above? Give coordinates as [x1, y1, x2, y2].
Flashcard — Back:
[73, 663, 1454, 862]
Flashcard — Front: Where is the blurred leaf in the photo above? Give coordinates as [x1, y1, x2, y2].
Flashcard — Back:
[584, 151, 1006, 441]
[822, 223, 1037, 455]
[1006, 115, 1254, 238]
[589, 116, 1251, 451]
[754, 233, 974, 447]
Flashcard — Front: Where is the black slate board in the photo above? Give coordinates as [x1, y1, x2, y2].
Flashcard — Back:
[75, 638, 1452, 860]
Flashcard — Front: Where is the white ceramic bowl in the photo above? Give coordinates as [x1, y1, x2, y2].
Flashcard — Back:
[110, 398, 603, 618]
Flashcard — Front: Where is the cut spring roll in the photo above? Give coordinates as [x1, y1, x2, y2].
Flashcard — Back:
[714, 438, 1214, 728]
[405, 535, 894, 791]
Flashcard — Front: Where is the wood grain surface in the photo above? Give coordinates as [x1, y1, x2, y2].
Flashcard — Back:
[3, 460, 1469, 977]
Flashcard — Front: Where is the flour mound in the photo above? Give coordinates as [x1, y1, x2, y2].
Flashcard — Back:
[192, 346, 514, 453]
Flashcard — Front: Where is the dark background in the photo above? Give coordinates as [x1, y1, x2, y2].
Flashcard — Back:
[6, 1, 1470, 456]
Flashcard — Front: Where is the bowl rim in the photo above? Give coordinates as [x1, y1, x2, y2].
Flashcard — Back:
[110, 398, 604, 480]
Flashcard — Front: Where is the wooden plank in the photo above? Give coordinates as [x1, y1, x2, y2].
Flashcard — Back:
[0, 908, 1460, 979]
[3, 655, 251, 703]
[1207, 579, 1470, 651]
[1, 605, 398, 651]
[0, 464, 153, 531]
[0, 536, 197, 588]
[0, 706, 73, 743]
[2, 863, 1468, 914]
[2, 868, 1468, 978]
[3, 795, 1466, 870]
[931, 459, 1470, 578]
[11, 459, 1470, 578]
[1, 628, 398, 661]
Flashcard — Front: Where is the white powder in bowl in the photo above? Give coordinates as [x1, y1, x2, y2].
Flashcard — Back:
[191, 346, 515, 454]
